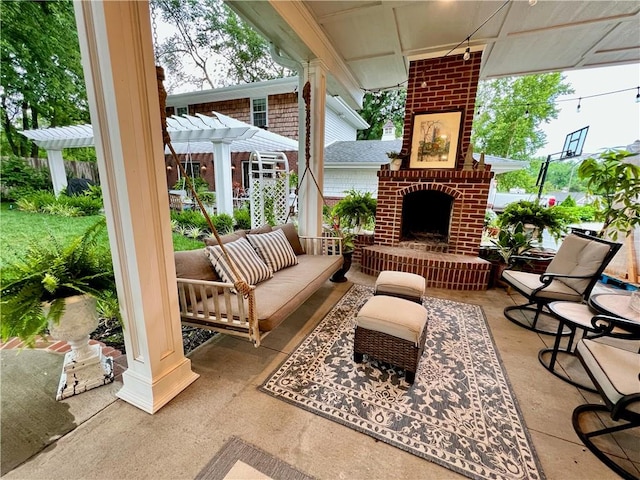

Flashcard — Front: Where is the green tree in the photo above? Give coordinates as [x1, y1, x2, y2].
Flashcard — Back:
[472, 73, 573, 159]
[1, 0, 89, 157]
[153, 0, 289, 91]
[357, 89, 407, 140]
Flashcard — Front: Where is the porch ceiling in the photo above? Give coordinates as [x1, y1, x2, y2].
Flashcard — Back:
[226, 0, 640, 109]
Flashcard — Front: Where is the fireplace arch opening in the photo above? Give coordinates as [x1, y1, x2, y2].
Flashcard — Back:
[401, 190, 453, 244]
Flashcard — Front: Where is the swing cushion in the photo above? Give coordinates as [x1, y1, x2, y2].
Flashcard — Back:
[205, 237, 273, 287]
[273, 223, 305, 255]
[203, 230, 246, 247]
[247, 229, 298, 273]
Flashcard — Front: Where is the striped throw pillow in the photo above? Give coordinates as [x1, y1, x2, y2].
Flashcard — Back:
[205, 237, 273, 287]
[247, 228, 299, 273]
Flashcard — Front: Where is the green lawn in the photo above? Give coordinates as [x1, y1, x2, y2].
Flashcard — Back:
[0, 202, 202, 268]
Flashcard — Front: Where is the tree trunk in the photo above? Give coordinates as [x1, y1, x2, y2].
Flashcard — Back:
[21, 101, 29, 157]
[30, 106, 39, 158]
[1, 96, 19, 156]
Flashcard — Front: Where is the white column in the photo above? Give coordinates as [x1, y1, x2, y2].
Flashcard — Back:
[212, 141, 233, 215]
[47, 149, 68, 197]
[74, 1, 198, 414]
[298, 60, 327, 237]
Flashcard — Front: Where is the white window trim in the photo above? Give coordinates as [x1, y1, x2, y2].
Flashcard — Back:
[250, 97, 268, 128]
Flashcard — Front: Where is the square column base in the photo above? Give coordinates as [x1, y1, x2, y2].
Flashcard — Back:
[56, 344, 114, 400]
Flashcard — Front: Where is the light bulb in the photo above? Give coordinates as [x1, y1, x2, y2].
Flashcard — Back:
[463, 47, 471, 61]
[576, 98, 582, 113]
[636, 87, 640, 103]
[421, 81, 427, 88]
[528, 0, 537, 5]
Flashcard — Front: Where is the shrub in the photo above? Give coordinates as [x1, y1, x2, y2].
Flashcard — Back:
[14, 190, 102, 216]
[170, 210, 210, 231]
[212, 213, 234, 235]
[0, 156, 51, 201]
[233, 206, 251, 230]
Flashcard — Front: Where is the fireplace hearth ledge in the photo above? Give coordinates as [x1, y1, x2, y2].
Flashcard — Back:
[361, 245, 491, 291]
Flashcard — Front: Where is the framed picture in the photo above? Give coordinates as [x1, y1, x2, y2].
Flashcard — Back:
[409, 110, 463, 169]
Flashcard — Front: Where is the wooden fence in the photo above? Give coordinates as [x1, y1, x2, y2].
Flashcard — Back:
[24, 157, 100, 184]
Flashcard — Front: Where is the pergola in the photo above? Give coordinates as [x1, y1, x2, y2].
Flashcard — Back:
[21, 112, 297, 215]
[67, 2, 638, 415]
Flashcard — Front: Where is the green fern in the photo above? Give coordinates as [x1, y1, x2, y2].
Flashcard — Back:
[0, 218, 115, 346]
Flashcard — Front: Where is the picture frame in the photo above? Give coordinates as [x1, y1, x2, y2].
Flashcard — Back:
[409, 110, 463, 169]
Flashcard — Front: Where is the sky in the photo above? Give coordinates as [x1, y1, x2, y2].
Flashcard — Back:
[535, 63, 640, 158]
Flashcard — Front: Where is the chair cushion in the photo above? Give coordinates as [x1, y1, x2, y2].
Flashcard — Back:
[545, 234, 612, 294]
[375, 271, 425, 300]
[502, 270, 583, 302]
[577, 339, 640, 413]
[548, 301, 630, 334]
[247, 229, 298, 273]
[205, 237, 273, 287]
[356, 295, 428, 345]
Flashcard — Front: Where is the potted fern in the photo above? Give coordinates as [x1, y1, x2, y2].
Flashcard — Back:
[1, 218, 116, 342]
[1, 219, 117, 398]
[498, 200, 568, 243]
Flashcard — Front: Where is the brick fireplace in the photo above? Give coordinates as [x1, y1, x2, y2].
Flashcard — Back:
[361, 166, 493, 290]
[360, 53, 493, 290]
[374, 167, 492, 255]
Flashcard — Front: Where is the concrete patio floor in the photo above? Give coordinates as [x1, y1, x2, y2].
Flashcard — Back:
[2, 265, 638, 480]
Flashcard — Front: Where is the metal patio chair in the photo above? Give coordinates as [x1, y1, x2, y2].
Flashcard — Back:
[572, 315, 640, 480]
[501, 232, 621, 335]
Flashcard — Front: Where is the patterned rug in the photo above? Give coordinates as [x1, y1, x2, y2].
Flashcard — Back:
[261, 284, 544, 480]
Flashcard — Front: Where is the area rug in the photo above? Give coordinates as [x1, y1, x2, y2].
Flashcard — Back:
[195, 436, 315, 480]
[261, 284, 545, 480]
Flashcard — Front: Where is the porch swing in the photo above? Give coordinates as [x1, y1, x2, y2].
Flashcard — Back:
[157, 68, 344, 347]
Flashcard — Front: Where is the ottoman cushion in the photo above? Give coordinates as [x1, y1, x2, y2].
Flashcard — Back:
[375, 271, 425, 301]
[356, 295, 427, 344]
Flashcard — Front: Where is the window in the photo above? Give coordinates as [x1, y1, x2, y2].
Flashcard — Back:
[180, 162, 201, 179]
[251, 98, 267, 128]
[176, 106, 188, 116]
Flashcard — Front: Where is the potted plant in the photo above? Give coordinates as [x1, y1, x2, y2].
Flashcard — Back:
[1, 218, 116, 342]
[498, 199, 568, 243]
[1, 219, 117, 398]
[577, 148, 640, 240]
[331, 189, 377, 233]
[488, 222, 535, 287]
[329, 228, 355, 283]
[387, 151, 404, 171]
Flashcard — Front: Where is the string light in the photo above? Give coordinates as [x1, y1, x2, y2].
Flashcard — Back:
[576, 97, 582, 113]
[528, 0, 537, 6]
[463, 38, 471, 61]
[524, 104, 530, 117]
[636, 86, 640, 103]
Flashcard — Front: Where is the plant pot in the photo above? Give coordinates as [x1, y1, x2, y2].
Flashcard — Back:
[46, 295, 114, 400]
[330, 251, 354, 283]
[389, 159, 402, 171]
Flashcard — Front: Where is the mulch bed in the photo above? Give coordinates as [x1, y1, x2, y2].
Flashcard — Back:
[91, 317, 216, 356]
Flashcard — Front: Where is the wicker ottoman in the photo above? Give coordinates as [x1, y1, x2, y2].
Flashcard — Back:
[354, 295, 428, 384]
[374, 270, 425, 303]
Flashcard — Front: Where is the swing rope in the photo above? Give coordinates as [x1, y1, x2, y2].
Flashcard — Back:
[156, 66, 258, 338]
[286, 81, 339, 231]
